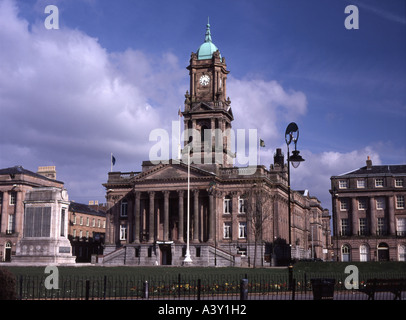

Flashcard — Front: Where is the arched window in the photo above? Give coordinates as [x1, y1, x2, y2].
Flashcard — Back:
[4, 242, 12, 262]
[359, 244, 369, 262]
[342, 244, 351, 262]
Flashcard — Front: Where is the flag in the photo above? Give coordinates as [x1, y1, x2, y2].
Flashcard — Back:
[111, 154, 116, 166]
[260, 139, 265, 148]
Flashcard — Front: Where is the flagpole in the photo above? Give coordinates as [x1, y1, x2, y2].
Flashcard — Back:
[258, 139, 260, 166]
[184, 146, 192, 263]
[178, 107, 182, 160]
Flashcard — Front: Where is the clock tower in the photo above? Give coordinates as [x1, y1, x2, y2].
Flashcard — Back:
[183, 20, 234, 168]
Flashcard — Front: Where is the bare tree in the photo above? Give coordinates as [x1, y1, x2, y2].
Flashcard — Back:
[244, 184, 274, 268]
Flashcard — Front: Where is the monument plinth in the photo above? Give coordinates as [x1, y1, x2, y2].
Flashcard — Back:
[14, 187, 76, 264]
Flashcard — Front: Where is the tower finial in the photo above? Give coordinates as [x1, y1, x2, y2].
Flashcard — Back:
[205, 17, 212, 42]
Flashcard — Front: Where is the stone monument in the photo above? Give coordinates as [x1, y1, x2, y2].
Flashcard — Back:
[14, 187, 76, 264]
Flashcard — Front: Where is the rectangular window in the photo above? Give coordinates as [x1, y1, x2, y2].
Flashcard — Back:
[341, 218, 349, 236]
[238, 197, 246, 214]
[238, 222, 247, 239]
[73, 215, 77, 225]
[357, 180, 365, 188]
[223, 197, 231, 214]
[396, 195, 405, 209]
[120, 200, 128, 217]
[376, 197, 386, 210]
[395, 179, 404, 187]
[7, 214, 14, 234]
[375, 178, 384, 187]
[92, 218, 95, 227]
[223, 222, 231, 239]
[120, 224, 127, 240]
[358, 198, 367, 210]
[359, 218, 367, 235]
[339, 180, 348, 189]
[9, 192, 16, 205]
[377, 218, 386, 235]
[98, 219, 101, 228]
[396, 218, 406, 237]
[86, 217, 89, 226]
[80, 216, 83, 225]
[340, 199, 349, 211]
[73, 229, 77, 238]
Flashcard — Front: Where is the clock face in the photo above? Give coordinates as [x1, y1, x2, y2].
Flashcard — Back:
[199, 74, 210, 86]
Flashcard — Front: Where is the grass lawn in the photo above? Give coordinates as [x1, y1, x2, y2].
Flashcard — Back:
[3, 261, 405, 279]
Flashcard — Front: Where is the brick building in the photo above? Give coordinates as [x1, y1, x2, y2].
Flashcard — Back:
[330, 157, 406, 261]
[68, 202, 106, 262]
[101, 22, 330, 266]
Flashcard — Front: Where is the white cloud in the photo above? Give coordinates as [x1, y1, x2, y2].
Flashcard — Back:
[228, 76, 307, 147]
[0, 0, 183, 201]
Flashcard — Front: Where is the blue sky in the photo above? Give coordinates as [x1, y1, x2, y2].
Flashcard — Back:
[0, 0, 405, 211]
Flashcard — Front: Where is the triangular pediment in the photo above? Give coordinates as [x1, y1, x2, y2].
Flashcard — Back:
[134, 161, 215, 181]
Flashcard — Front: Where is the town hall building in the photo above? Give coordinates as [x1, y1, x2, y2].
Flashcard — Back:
[101, 22, 331, 266]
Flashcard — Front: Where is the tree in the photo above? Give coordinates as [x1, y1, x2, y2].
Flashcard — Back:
[244, 184, 274, 268]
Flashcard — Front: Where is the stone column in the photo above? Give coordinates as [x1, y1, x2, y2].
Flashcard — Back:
[128, 196, 133, 243]
[369, 197, 376, 235]
[163, 191, 170, 241]
[388, 196, 395, 235]
[193, 189, 199, 242]
[208, 192, 214, 242]
[351, 197, 358, 235]
[0, 192, 8, 233]
[134, 192, 141, 243]
[148, 191, 155, 243]
[178, 190, 184, 243]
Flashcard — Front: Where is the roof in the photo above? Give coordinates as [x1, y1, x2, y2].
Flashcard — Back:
[334, 164, 406, 177]
[69, 202, 106, 217]
[197, 20, 221, 60]
[0, 165, 64, 184]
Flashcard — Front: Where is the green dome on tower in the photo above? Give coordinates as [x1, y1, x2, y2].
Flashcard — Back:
[197, 19, 221, 60]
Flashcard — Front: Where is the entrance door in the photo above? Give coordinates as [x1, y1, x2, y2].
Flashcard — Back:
[160, 244, 172, 265]
[5, 242, 12, 262]
[378, 242, 389, 261]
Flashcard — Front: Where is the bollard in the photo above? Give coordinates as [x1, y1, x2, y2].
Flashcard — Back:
[240, 278, 248, 300]
[143, 280, 149, 299]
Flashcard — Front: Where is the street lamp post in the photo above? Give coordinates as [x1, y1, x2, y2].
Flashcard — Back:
[285, 122, 305, 262]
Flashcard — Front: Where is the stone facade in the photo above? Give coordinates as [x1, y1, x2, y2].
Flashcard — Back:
[330, 157, 406, 261]
[100, 22, 331, 267]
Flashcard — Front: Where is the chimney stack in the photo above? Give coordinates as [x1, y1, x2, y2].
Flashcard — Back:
[37, 166, 57, 179]
[366, 156, 372, 170]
